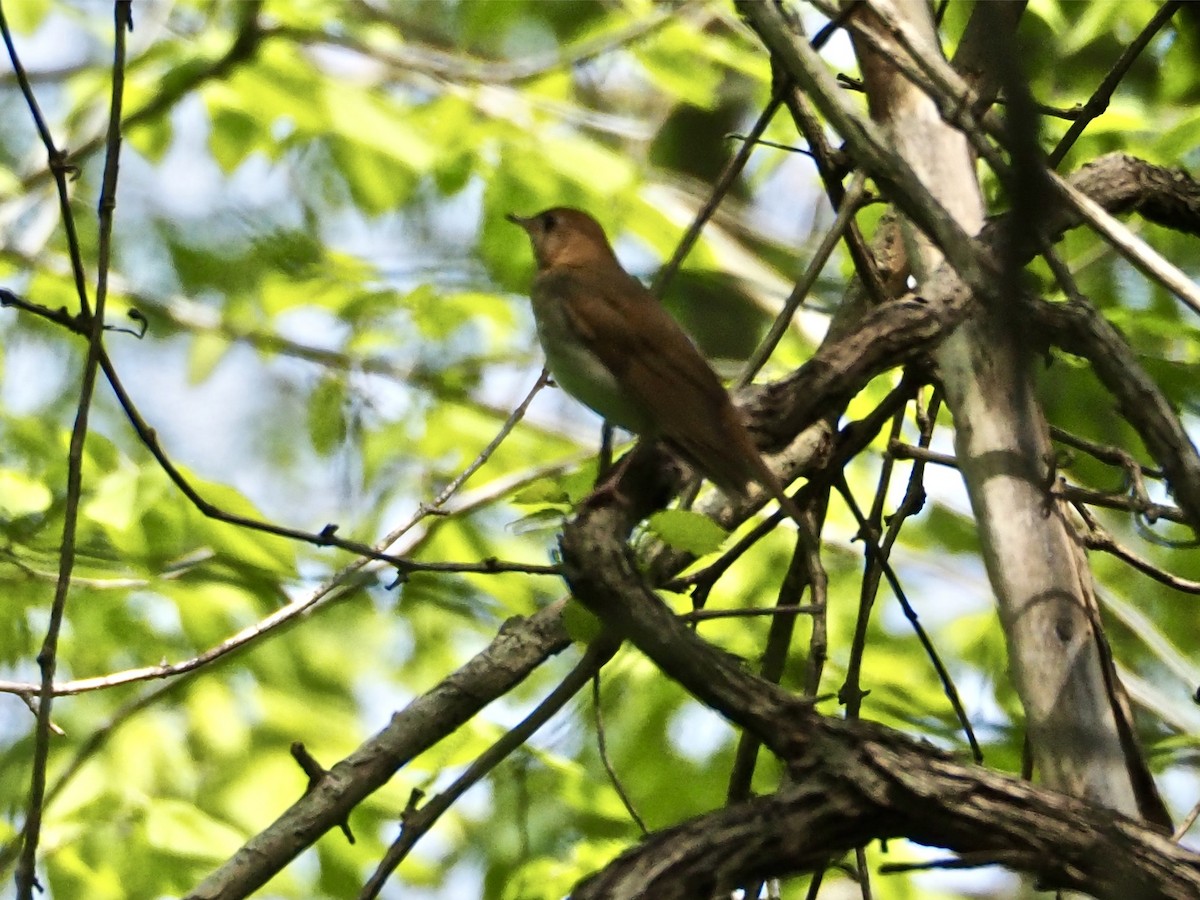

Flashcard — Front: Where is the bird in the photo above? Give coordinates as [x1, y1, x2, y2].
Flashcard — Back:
[507, 206, 804, 524]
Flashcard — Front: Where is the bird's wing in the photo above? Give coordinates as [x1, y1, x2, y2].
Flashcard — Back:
[541, 265, 762, 493]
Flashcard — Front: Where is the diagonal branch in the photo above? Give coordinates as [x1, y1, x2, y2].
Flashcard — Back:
[745, 153, 1200, 531]
[557, 472, 1200, 899]
[1049, 1, 1184, 167]
[184, 600, 573, 900]
[570, 717, 1200, 899]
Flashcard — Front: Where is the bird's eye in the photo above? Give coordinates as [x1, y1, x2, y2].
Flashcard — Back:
[542, 212, 557, 231]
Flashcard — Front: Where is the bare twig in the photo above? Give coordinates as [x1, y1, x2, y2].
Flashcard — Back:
[822, 0, 1200, 321]
[735, 172, 871, 388]
[291, 743, 354, 843]
[1049, 1, 1183, 167]
[188, 599, 573, 898]
[839, 398, 910, 716]
[835, 472, 982, 762]
[1050, 171, 1200, 318]
[0, 291, 562, 576]
[1083, 523, 1200, 596]
[650, 85, 784, 297]
[1050, 425, 1163, 481]
[17, 1, 264, 196]
[358, 633, 620, 899]
[681, 604, 822, 623]
[0, 448, 574, 700]
[778, 80, 890, 308]
[287, 3, 682, 86]
[854, 845, 874, 899]
[385, 369, 553, 542]
[0, 7, 92, 319]
[1173, 796, 1200, 842]
[890, 441, 1190, 527]
[593, 669, 648, 835]
[17, 5, 131, 894]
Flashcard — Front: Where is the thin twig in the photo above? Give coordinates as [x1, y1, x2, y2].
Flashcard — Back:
[836, 460, 983, 762]
[1049, 1, 1183, 167]
[800, 509, 831, 701]
[0, 669, 196, 871]
[880, 851, 1026, 875]
[833, 0, 1200, 325]
[1050, 425, 1163, 480]
[0, 449, 582, 702]
[650, 84, 784, 297]
[682, 604, 822, 623]
[854, 845, 874, 900]
[17, 5, 131, 895]
[889, 441, 1190, 526]
[0, 284, 566, 572]
[1172, 796, 1200, 842]
[735, 172, 871, 388]
[721, 379, 917, 895]
[720, 379, 919, 868]
[813, 0, 1011, 179]
[1050, 170, 1200, 319]
[833, 0, 1200, 322]
[287, 3, 683, 87]
[778, 81, 889, 308]
[358, 634, 621, 899]
[0, 3, 92, 318]
[726, 511, 826, 900]
[725, 513, 823, 814]
[839, 386, 926, 719]
[667, 511, 783, 604]
[1083, 522, 1200, 596]
[17, 2, 265, 196]
[725, 132, 813, 155]
[593, 670, 648, 835]
[384, 369, 553, 542]
[91, 318, 560, 574]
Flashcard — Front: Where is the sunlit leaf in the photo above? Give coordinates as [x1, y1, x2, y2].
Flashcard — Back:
[646, 508, 729, 556]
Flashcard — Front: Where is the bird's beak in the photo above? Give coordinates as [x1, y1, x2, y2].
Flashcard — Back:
[506, 212, 534, 232]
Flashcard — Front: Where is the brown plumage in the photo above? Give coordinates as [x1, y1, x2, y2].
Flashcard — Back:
[508, 207, 802, 521]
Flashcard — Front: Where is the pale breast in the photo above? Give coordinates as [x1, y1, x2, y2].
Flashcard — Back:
[530, 282, 653, 433]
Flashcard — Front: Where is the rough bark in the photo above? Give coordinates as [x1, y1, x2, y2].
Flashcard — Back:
[185, 603, 572, 900]
[849, 0, 1165, 825]
[558, 503, 1200, 900]
[181, 151, 1200, 899]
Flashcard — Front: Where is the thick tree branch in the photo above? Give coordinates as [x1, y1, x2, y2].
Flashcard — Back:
[745, 153, 1200, 531]
[185, 602, 572, 900]
[571, 719, 1200, 899]
[558, 501, 1200, 899]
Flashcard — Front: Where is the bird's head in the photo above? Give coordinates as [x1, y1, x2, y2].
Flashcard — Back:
[507, 207, 618, 270]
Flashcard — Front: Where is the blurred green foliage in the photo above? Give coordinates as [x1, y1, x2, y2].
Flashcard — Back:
[0, 1, 1197, 898]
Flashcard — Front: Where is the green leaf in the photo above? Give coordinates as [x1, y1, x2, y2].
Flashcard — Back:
[5, 0, 49, 33]
[562, 599, 602, 643]
[324, 83, 437, 174]
[646, 509, 729, 556]
[329, 137, 416, 214]
[82, 467, 140, 534]
[127, 116, 173, 164]
[143, 799, 244, 861]
[636, 25, 723, 109]
[0, 470, 53, 516]
[187, 332, 231, 384]
[512, 479, 573, 506]
[511, 465, 597, 509]
[207, 105, 263, 173]
[308, 374, 348, 456]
